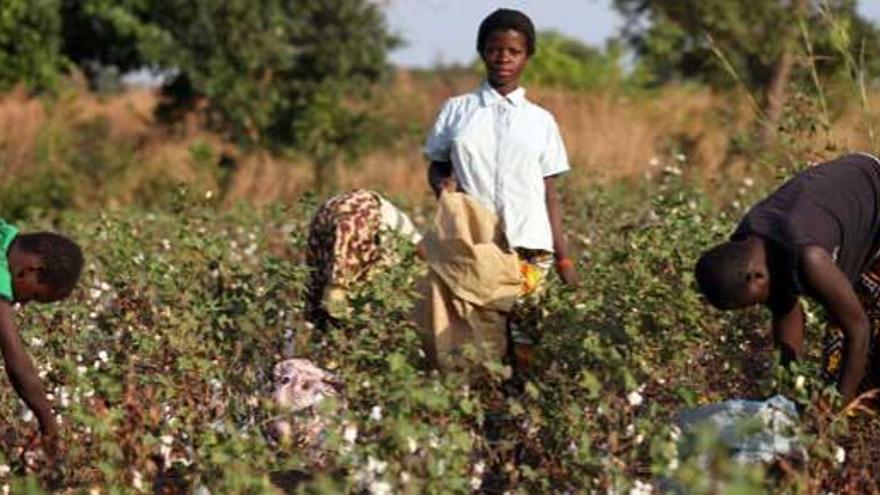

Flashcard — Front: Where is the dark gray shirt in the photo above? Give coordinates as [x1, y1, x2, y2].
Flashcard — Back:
[734, 153, 880, 294]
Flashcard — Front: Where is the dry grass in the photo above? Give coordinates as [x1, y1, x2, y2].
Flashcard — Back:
[1, 73, 880, 206]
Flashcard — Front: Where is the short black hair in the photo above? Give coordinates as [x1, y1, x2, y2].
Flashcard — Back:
[477, 8, 536, 57]
[17, 232, 84, 298]
[694, 240, 754, 310]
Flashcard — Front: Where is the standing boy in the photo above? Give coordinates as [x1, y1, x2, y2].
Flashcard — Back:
[421, 9, 577, 371]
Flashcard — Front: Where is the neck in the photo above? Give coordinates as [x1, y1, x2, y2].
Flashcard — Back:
[489, 79, 518, 96]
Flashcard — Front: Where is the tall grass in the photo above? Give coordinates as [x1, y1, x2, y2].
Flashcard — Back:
[0, 69, 880, 214]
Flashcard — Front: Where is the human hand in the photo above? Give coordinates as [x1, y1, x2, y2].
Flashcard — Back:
[440, 177, 459, 194]
[556, 258, 578, 287]
[37, 421, 60, 465]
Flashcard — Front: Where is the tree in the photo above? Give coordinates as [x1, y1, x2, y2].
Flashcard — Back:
[61, 0, 398, 189]
[0, 0, 397, 189]
[0, 0, 65, 92]
[523, 31, 623, 91]
[613, 0, 880, 138]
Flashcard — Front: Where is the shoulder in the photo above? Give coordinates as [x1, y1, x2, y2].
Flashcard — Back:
[798, 244, 833, 267]
[439, 90, 480, 114]
[522, 100, 559, 128]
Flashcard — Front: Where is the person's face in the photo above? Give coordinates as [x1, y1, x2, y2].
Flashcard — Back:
[722, 269, 771, 310]
[12, 256, 59, 304]
[481, 29, 529, 91]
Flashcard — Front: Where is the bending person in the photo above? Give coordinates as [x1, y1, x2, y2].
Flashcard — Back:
[304, 189, 421, 328]
[0, 222, 83, 459]
[696, 153, 880, 406]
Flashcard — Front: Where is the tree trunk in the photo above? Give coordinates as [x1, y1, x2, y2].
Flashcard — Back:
[763, 49, 796, 142]
[761, 0, 808, 144]
[314, 155, 337, 194]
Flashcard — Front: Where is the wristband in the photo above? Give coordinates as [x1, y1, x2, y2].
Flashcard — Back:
[555, 257, 574, 269]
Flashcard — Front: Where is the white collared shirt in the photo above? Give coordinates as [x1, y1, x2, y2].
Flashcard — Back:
[424, 82, 570, 252]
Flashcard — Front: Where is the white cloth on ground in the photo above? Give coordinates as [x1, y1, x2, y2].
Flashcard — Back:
[675, 395, 803, 464]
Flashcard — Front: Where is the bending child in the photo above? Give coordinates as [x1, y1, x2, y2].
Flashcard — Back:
[0, 221, 83, 458]
[696, 153, 880, 406]
[305, 190, 422, 328]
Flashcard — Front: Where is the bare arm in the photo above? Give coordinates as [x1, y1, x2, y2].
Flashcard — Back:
[545, 176, 577, 286]
[428, 161, 455, 198]
[799, 246, 870, 405]
[0, 302, 56, 442]
[770, 296, 804, 366]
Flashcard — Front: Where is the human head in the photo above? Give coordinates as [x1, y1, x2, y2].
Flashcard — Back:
[477, 9, 536, 57]
[10, 232, 84, 303]
[694, 237, 769, 310]
[477, 9, 535, 91]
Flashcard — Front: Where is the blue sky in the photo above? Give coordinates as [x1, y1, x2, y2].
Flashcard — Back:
[384, 0, 880, 68]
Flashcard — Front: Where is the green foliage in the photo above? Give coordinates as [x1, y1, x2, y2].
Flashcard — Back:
[0, 0, 65, 92]
[0, 170, 870, 492]
[614, 0, 880, 89]
[523, 31, 623, 91]
[72, 0, 398, 175]
[1, 0, 399, 188]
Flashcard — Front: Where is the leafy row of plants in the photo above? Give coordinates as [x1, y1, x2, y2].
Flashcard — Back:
[0, 170, 870, 493]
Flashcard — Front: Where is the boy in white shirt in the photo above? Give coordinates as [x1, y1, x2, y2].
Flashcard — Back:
[424, 8, 577, 372]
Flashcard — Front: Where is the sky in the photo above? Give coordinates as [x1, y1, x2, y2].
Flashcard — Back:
[384, 0, 880, 68]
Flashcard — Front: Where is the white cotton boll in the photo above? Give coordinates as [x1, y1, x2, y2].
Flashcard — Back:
[370, 405, 383, 422]
[470, 476, 482, 490]
[407, 437, 418, 454]
[132, 469, 144, 491]
[343, 423, 358, 444]
[98, 351, 109, 363]
[629, 479, 653, 495]
[795, 375, 806, 391]
[369, 481, 392, 495]
[366, 456, 387, 475]
[835, 445, 846, 464]
[627, 390, 644, 407]
[21, 409, 34, 423]
[0, 464, 10, 476]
